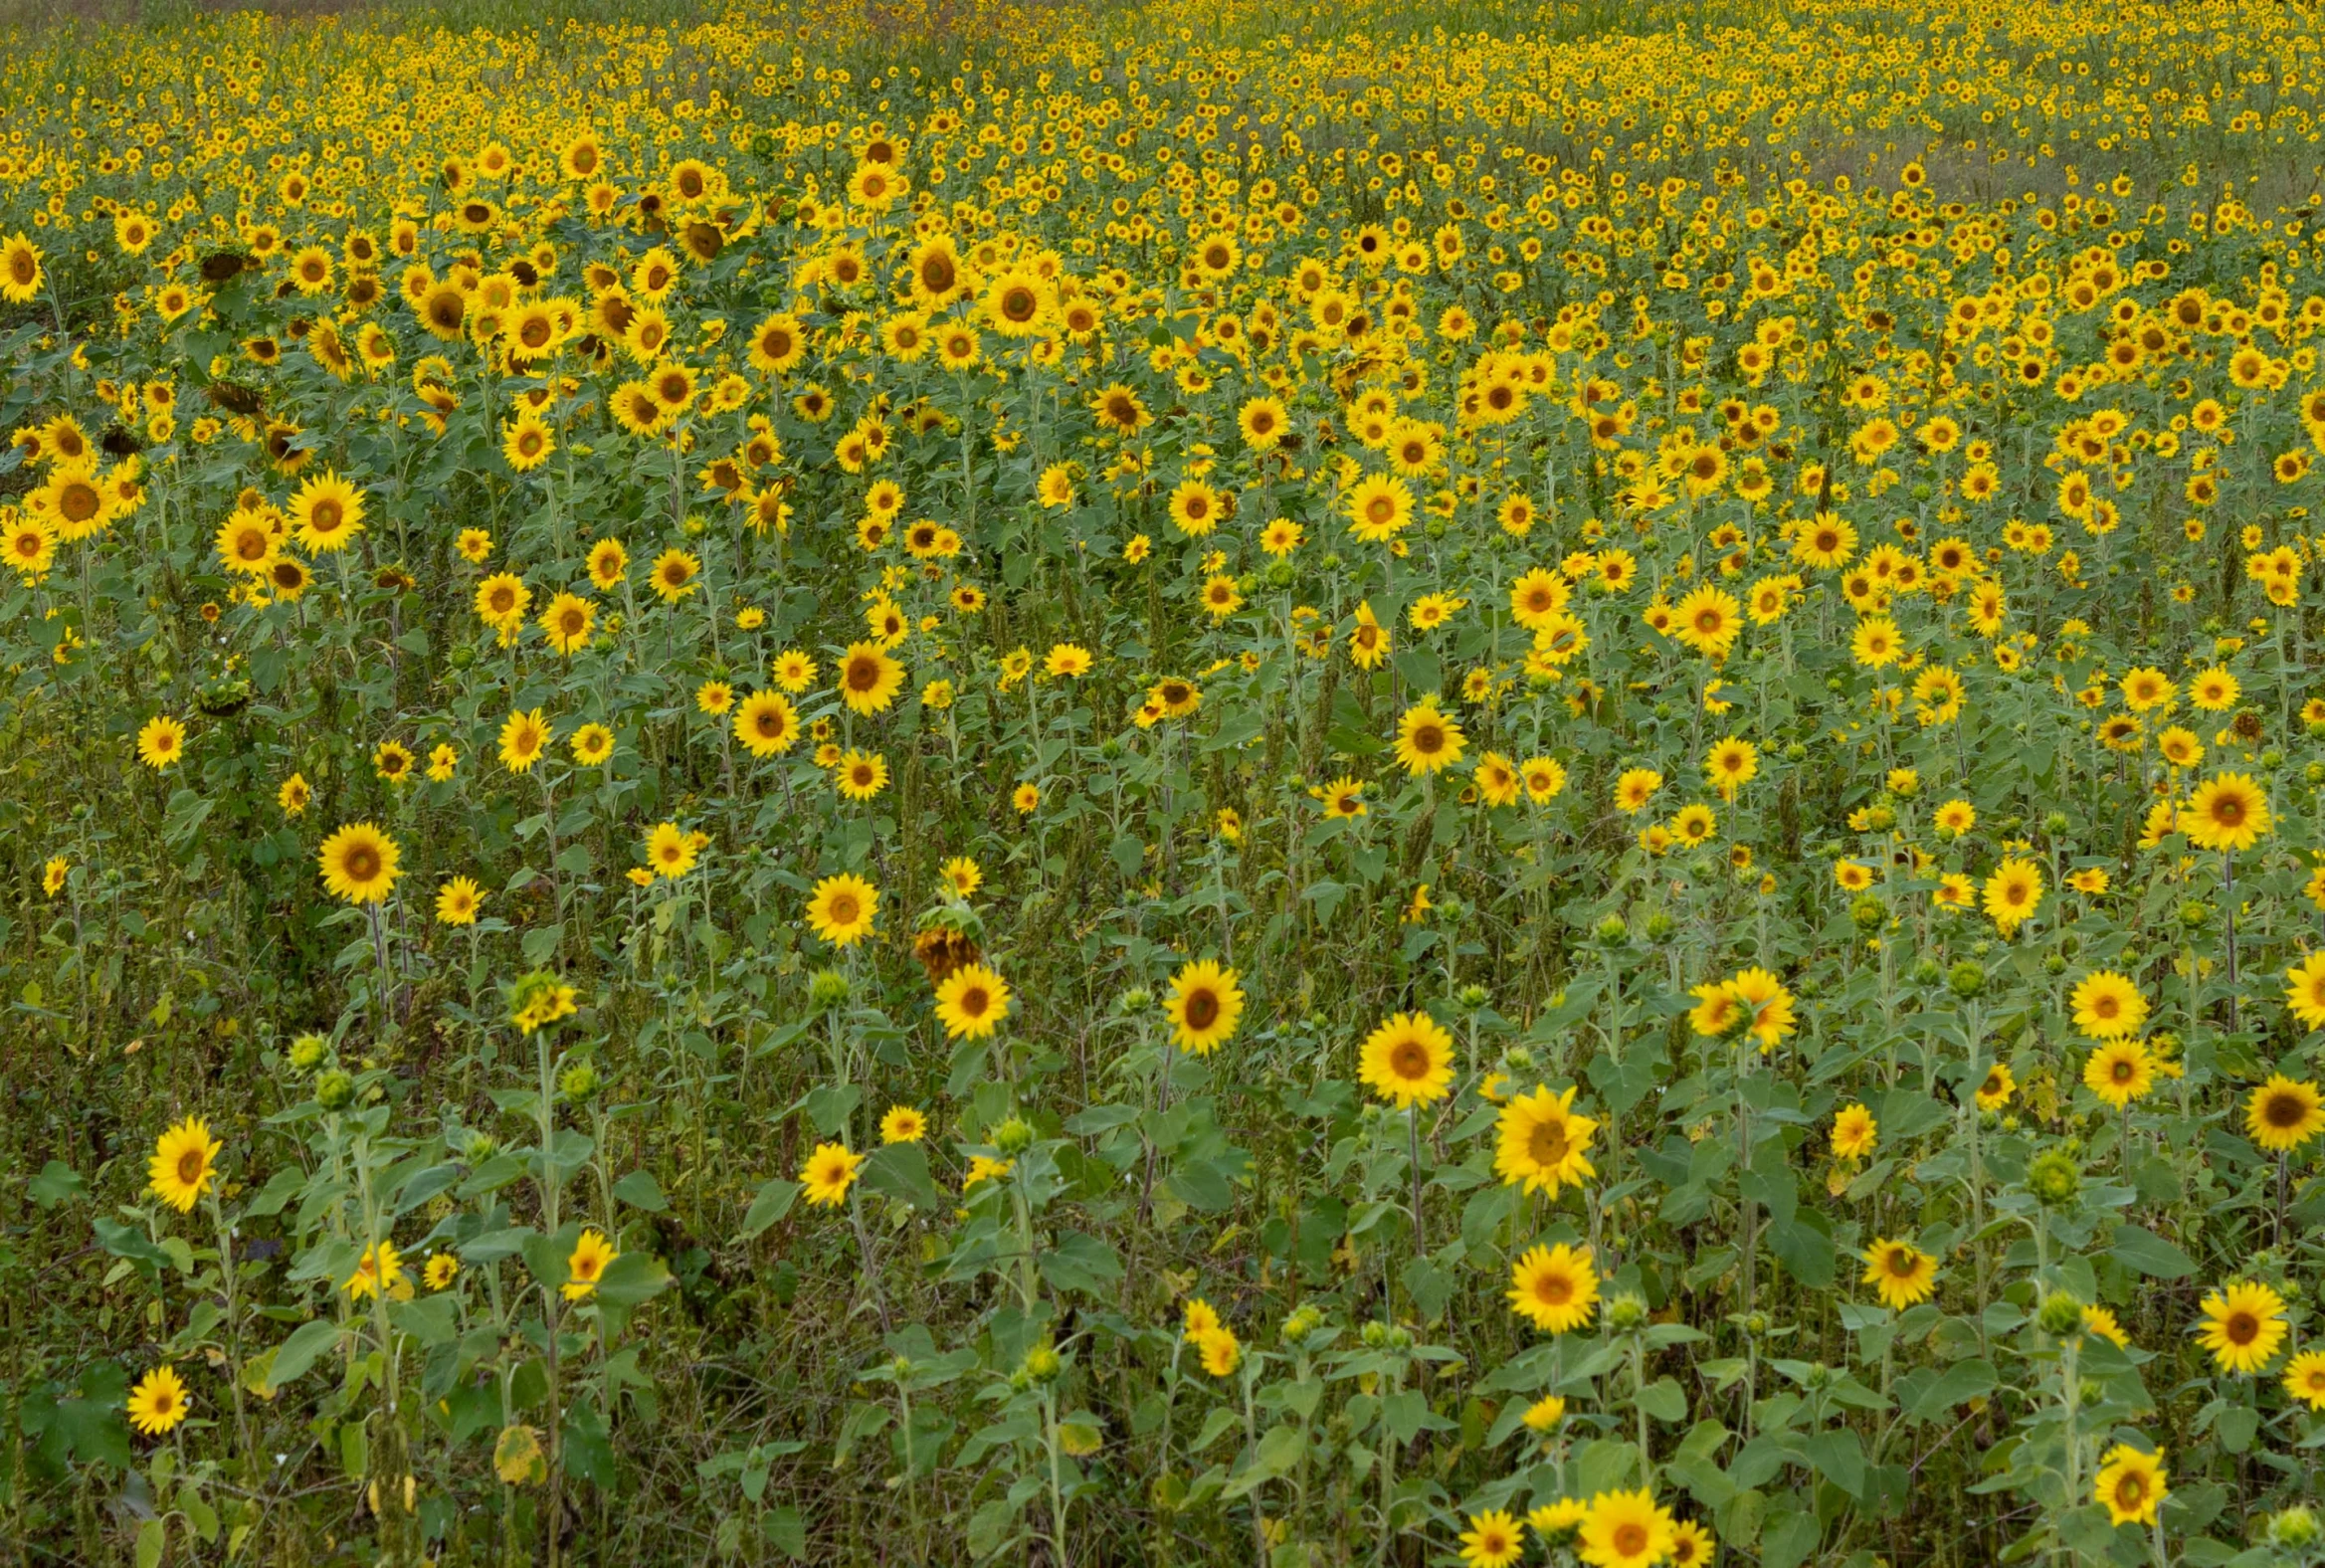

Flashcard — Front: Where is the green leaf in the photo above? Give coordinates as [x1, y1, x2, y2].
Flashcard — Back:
[458, 1227, 534, 1264]
[1255, 1422, 1305, 1474]
[739, 1178, 800, 1240]
[592, 1251, 672, 1307]
[263, 1318, 344, 1392]
[860, 1143, 943, 1211]
[136, 1518, 165, 1568]
[1906, 1357, 1997, 1422]
[1637, 1377, 1690, 1423]
[29, 1160, 86, 1209]
[94, 1219, 171, 1273]
[612, 1170, 670, 1213]
[2108, 1223, 2196, 1279]
[394, 1163, 463, 1216]
[242, 1166, 307, 1219]
[1767, 1211, 1836, 1288]
[765, 1505, 808, 1559]
[1039, 1231, 1123, 1296]
[1805, 1429, 1867, 1499]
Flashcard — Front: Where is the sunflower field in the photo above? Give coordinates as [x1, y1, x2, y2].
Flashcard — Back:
[9, 0, 2325, 1562]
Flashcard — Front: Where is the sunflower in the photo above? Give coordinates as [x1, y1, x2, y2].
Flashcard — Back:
[1975, 1062, 2016, 1110]
[125, 1366, 190, 1437]
[1703, 736, 1758, 800]
[2069, 970, 2147, 1040]
[1167, 479, 1222, 535]
[1195, 1323, 1242, 1376]
[569, 723, 614, 766]
[649, 548, 701, 602]
[267, 556, 313, 600]
[561, 1230, 619, 1300]
[37, 462, 112, 541]
[880, 1105, 928, 1144]
[1358, 1011, 1455, 1107]
[1831, 1102, 1877, 1162]
[1345, 473, 1414, 542]
[498, 707, 550, 773]
[0, 232, 44, 304]
[2285, 952, 2325, 1031]
[1793, 511, 1856, 569]
[1861, 1238, 1938, 1310]
[645, 822, 697, 880]
[436, 878, 483, 926]
[214, 510, 278, 575]
[1507, 1242, 1599, 1333]
[135, 713, 186, 771]
[1494, 1084, 1599, 1197]
[1849, 614, 1902, 669]
[2245, 1074, 2325, 1152]
[475, 572, 530, 629]
[834, 642, 905, 715]
[806, 874, 878, 947]
[2188, 665, 2240, 711]
[2183, 772, 2270, 853]
[4, 512, 57, 579]
[2092, 1444, 2168, 1528]
[1457, 1509, 1524, 1568]
[2198, 1278, 2289, 1374]
[502, 411, 556, 472]
[799, 1141, 865, 1207]
[1670, 585, 1743, 657]
[1725, 967, 1797, 1049]
[344, 1239, 406, 1299]
[373, 739, 416, 785]
[732, 690, 800, 758]
[1506, 569, 1571, 633]
[317, 822, 401, 905]
[1981, 857, 2043, 934]
[747, 311, 807, 375]
[1576, 1489, 1671, 1568]
[2082, 1040, 2154, 1109]
[2282, 1349, 2325, 1411]
[290, 471, 364, 553]
[148, 1116, 222, 1213]
[586, 537, 629, 589]
[934, 963, 1010, 1040]
[1666, 1518, 1716, 1568]
[1163, 958, 1245, 1055]
[1393, 698, 1466, 776]
[827, 739, 878, 795]
[1238, 394, 1289, 451]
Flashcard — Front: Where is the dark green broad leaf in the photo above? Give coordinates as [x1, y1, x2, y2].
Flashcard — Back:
[1039, 1231, 1123, 1296]
[2108, 1223, 2196, 1279]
